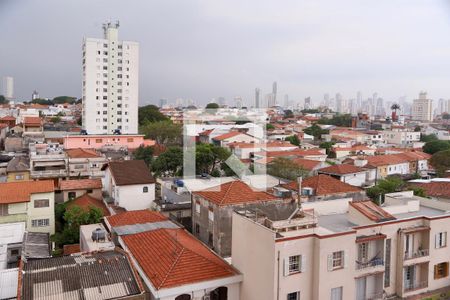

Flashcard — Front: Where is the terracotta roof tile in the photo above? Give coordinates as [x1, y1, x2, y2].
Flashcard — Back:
[23, 117, 42, 126]
[121, 228, 238, 289]
[59, 179, 102, 191]
[0, 180, 54, 204]
[291, 158, 322, 171]
[106, 210, 167, 227]
[67, 194, 110, 216]
[0, 116, 16, 121]
[409, 182, 450, 198]
[318, 164, 365, 175]
[282, 174, 362, 196]
[65, 148, 101, 158]
[212, 131, 247, 141]
[105, 160, 155, 186]
[63, 244, 81, 255]
[194, 180, 279, 206]
[349, 201, 396, 222]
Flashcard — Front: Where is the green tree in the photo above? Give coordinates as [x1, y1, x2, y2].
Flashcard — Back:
[423, 140, 450, 155]
[366, 176, 405, 201]
[30, 98, 53, 105]
[420, 134, 438, 143]
[0, 95, 8, 104]
[430, 149, 450, 176]
[304, 124, 329, 140]
[443, 113, 450, 120]
[152, 146, 183, 177]
[301, 109, 319, 114]
[267, 157, 308, 180]
[138, 105, 168, 126]
[133, 146, 154, 167]
[317, 114, 352, 127]
[319, 141, 335, 155]
[140, 120, 182, 146]
[52, 96, 77, 104]
[266, 124, 275, 130]
[285, 135, 300, 146]
[51, 116, 61, 123]
[206, 103, 219, 109]
[414, 125, 421, 132]
[284, 109, 294, 118]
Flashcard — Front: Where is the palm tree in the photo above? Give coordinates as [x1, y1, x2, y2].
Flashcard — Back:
[390, 103, 400, 113]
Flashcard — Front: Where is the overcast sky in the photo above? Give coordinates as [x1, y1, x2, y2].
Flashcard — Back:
[1, 0, 450, 106]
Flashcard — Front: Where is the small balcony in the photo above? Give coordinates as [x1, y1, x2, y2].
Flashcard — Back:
[404, 249, 429, 260]
[404, 280, 428, 292]
[31, 169, 68, 178]
[356, 257, 384, 270]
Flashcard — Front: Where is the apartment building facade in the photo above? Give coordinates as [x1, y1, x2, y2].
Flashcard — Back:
[82, 21, 139, 134]
[232, 191, 450, 300]
[412, 92, 433, 122]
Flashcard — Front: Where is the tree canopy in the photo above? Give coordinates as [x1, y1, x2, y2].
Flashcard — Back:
[423, 140, 450, 155]
[138, 104, 168, 126]
[133, 145, 154, 167]
[0, 95, 8, 104]
[206, 103, 219, 109]
[430, 149, 450, 177]
[366, 176, 405, 201]
[140, 120, 182, 146]
[317, 114, 352, 127]
[420, 134, 438, 143]
[267, 157, 308, 180]
[152, 146, 184, 177]
[304, 124, 329, 140]
[285, 135, 300, 146]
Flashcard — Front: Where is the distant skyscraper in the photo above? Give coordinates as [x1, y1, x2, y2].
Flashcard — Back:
[175, 98, 184, 107]
[437, 98, 447, 115]
[324, 93, 330, 107]
[412, 92, 433, 121]
[82, 21, 139, 134]
[266, 93, 275, 107]
[255, 88, 260, 108]
[304, 97, 311, 109]
[272, 81, 277, 105]
[1, 76, 14, 100]
[159, 98, 168, 108]
[335, 93, 343, 112]
[234, 96, 243, 109]
[376, 97, 384, 116]
[32, 90, 39, 100]
[356, 91, 362, 112]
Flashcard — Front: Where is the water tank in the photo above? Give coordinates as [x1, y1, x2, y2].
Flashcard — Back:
[91, 228, 106, 242]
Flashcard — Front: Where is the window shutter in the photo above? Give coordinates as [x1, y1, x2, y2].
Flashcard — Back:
[284, 258, 289, 276]
[327, 254, 333, 271]
[444, 232, 447, 247]
[435, 234, 439, 249]
[301, 255, 306, 273]
[344, 252, 348, 268]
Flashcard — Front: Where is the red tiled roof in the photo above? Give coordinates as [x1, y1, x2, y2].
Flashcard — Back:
[333, 145, 374, 152]
[23, 117, 42, 126]
[65, 148, 101, 158]
[212, 131, 246, 141]
[121, 228, 238, 289]
[366, 151, 430, 167]
[318, 164, 365, 175]
[106, 160, 155, 186]
[198, 129, 213, 136]
[0, 180, 54, 204]
[283, 174, 362, 196]
[194, 180, 279, 206]
[106, 210, 167, 227]
[291, 158, 322, 171]
[59, 179, 102, 191]
[409, 182, 450, 199]
[0, 123, 8, 129]
[63, 244, 80, 255]
[0, 116, 15, 121]
[67, 194, 110, 216]
[260, 149, 325, 158]
[349, 201, 396, 222]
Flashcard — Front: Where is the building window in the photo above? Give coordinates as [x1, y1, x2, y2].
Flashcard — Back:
[195, 202, 201, 214]
[15, 174, 24, 180]
[384, 239, 391, 288]
[434, 262, 449, 279]
[0, 204, 8, 216]
[328, 251, 344, 270]
[74, 164, 84, 169]
[34, 199, 49, 208]
[208, 209, 214, 222]
[95, 139, 103, 143]
[195, 223, 200, 235]
[358, 242, 368, 261]
[330, 287, 343, 300]
[143, 186, 148, 193]
[31, 219, 50, 227]
[436, 232, 447, 248]
[288, 255, 301, 273]
[127, 138, 134, 142]
[10, 249, 19, 256]
[287, 292, 300, 300]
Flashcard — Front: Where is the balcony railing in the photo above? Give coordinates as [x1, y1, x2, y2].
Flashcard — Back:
[404, 280, 428, 292]
[404, 249, 429, 260]
[366, 292, 384, 300]
[31, 169, 68, 178]
[356, 257, 384, 270]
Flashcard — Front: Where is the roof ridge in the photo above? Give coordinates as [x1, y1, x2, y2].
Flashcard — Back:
[220, 181, 236, 205]
[157, 239, 185, 289]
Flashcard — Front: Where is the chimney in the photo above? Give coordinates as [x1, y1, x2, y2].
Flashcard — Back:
[297, 177, 303, 206]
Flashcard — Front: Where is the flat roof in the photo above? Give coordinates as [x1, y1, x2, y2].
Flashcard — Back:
[392, 206, 447, 219]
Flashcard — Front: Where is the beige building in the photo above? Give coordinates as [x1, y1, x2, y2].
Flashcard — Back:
[412, 92, 433, 122]
[0, 181, 55, 234]
[232, 191, 450, 300]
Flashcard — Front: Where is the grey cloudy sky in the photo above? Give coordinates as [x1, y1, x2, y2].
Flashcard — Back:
[1, 0, 450, 106]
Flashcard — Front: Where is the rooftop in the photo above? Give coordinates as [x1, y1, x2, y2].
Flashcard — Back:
[121, 228, 239, 290]
[6, 156, 30, 172]
[282, 174, 362, 196]
[194, 180, 279, 206]
[318, 164, 365, 175]
[66, 148, 102, 158]
[67, 194, 110, 216]
[59, 179, 102, 191]
[20, 251, 143, 300]
[104, 160, 155, 186]
[0, 180, 54, 204]
[22, 232, 51, 259]
[106, 209, 168, 227]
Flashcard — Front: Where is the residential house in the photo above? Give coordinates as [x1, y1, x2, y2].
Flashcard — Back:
[18, 250, 145, 300]
[102, 160, 156, 211]
[0, 115, 16, 128]
[409, 179, 450, 201]
[0, 180, 55, 234]
[63, 134, 145, 150]
[29, 142, 68, 180]
[192, 180, 293, 257]
[6, 156, 30, 182]
[22, 116, 43, 135]
[57, 178, 102, 203]
[281, 174, 366, 202]
[318, 164, 369, 187]
[66, 148, 107, 178]
[212, 131, 259, 147]
[332, 145, 376, 159]
[105, 210, 242, 300]
[383, 128, 421, 146]
[232, 191, 450, 300]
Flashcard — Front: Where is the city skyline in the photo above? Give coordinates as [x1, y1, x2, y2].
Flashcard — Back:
[2, 0, 450, 105]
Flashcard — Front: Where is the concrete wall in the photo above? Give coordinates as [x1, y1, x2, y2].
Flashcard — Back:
[27, 191, 55, 234]
[116, 183, 155, 211]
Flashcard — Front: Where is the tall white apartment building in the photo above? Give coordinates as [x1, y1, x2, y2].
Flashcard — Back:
[412, 92, 433, 122]
[2, 76, 14, 100]
[82, 22, 139, 134]
[233, 192, 450, 300]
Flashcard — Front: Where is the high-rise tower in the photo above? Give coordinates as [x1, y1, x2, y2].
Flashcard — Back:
[255, 88, 260, 108]
[82, 21, 139, 134]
